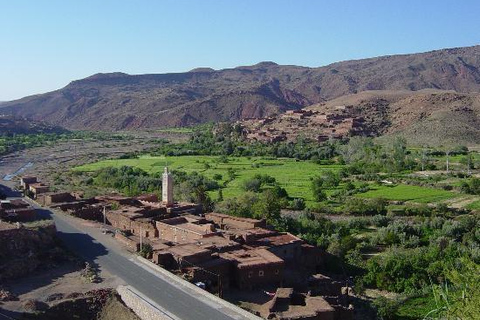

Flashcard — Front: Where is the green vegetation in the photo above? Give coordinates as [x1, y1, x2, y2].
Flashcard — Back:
[68, 124, 480, 319]
[75, 155, 342, 204]
[0, 131, 128, 156]
[357, 184, 457, 203]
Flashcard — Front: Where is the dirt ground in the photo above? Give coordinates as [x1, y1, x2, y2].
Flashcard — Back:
[0, 261, 124, 316]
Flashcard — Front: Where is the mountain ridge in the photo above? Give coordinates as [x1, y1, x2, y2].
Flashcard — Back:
[2, 45, 480, 131]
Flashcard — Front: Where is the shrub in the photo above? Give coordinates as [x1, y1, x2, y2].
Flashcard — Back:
[290, 198, 306, 210]
[242, 178, 262, 192]
[372, 215, 391, 227]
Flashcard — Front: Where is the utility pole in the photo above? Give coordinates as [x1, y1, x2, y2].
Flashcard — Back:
[468, 152, 472, 175]
[421, 146, 426, 172]
[139, 226, 143, 252]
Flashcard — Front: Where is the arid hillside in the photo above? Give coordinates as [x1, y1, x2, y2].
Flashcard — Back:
[0, 116, 67, 135]
[238, 90, 480, 146]
[312, 90, 480, 145]
[2, 45, 480, 131]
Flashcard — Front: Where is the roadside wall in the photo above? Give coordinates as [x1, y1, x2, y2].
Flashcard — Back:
[117, 285, 179, 320]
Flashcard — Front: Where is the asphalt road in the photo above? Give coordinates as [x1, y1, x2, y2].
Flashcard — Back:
[2, 185, 253, 320]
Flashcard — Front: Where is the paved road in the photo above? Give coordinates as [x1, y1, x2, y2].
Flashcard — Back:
[2, 186, 254, 320]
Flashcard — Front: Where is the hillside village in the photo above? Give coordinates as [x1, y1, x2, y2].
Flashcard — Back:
[15, 169, 354, 320]
[238, 106, 366, 143]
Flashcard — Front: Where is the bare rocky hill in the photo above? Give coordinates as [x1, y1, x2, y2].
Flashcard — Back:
[310, 90, 480, 145]
[2, 45, 480, 131]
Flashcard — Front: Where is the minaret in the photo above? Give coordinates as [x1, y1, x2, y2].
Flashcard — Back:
[162, 167, 174, 207]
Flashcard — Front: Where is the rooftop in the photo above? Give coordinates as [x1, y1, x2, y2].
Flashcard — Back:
[168, 243, 212, 258]
[206, 212, 264, 224]
[157, 217, 216, 235]
[254, 232, 303, 247]
[221, 248, 283, 268]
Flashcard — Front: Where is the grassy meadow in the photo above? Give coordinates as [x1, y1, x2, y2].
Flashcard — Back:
[75, 155, 343, 203]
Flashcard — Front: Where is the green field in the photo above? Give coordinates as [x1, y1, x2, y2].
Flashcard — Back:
[357, 184, 457, 203]
[75, 155, 343, 203]
[465, 199, 480, 210]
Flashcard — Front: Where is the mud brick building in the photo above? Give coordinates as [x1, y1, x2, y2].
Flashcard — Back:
[205, 212, 266, 230]
[221, 248, 284, 289]
[0, 199, 36, 222]
[20, 176, 37, 189]
[156, 216, 217, 243]
[28, 183, 49, 198]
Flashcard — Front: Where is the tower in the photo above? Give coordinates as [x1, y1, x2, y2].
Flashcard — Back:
[162, 167, 174, 207]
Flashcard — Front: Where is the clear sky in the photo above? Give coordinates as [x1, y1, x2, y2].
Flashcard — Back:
[1, 0, 479, 101]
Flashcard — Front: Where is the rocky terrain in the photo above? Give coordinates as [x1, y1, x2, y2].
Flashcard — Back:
[1, 45, 480, 131]
[0, 116, 67, 135]
[309, 90, 480, 145]
[0, 220, 64, 281]
[238, 89, 480, 146]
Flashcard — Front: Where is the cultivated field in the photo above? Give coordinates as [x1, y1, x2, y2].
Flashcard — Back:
[357, 184, 458, 203]
[74, 155, 469, 207]
[75, 155, 343, 203]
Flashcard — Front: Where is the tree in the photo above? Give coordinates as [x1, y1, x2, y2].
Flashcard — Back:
[253, 190, 281, 224]
[193, 185, 214, 212]
[311, 177, 328, 202]
[460, 153, 474, 174]
[338, 136, 375, 164]
[319, 170, 340, 188]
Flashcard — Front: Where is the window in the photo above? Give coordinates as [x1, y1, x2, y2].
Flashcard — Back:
[248, 271, 253, 278]
[275, 269, 280, 275]
[259, 270, 264, 277]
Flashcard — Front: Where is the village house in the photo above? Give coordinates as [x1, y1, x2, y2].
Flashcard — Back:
[206, 212, 266, 230]
[86, 166, 351, 318]
[0, 199, 36, 221]
[155, 216, 218, 243]
[220, 248, 284, 289]
[28, 183, 49, 198]
[20, 176, 38, 190]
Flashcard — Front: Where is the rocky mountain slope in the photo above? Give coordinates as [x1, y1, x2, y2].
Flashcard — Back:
[2, 45, 480, 131]
[0, 116, 68, 135]
[310, 90, 480, 145]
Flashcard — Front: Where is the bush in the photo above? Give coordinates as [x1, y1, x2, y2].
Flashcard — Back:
[344, 197, 387, 215]
[242, 178, 262, 192]
[139, 243, 153, 259]
[372, 215, 391, 227]
[373, 297, 401, 320]
[290, 198, 306, 210]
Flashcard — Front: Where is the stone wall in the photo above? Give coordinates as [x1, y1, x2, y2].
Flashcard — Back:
[115, 233, 140, 252]
[117, 285, 179, 320]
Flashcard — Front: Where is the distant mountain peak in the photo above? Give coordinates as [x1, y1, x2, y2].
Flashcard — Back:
[83, 72, 130, 80]
[2, 45, 480, 134]
[189, 67, 215, 73]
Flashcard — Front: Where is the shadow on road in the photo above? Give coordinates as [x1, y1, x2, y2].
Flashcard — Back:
[56, 231, 109, 264]
[0, 184, 21, 198]
[35, 208, 53, 220]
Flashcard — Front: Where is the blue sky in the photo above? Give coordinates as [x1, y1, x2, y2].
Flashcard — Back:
[1, 0, 479, 101]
